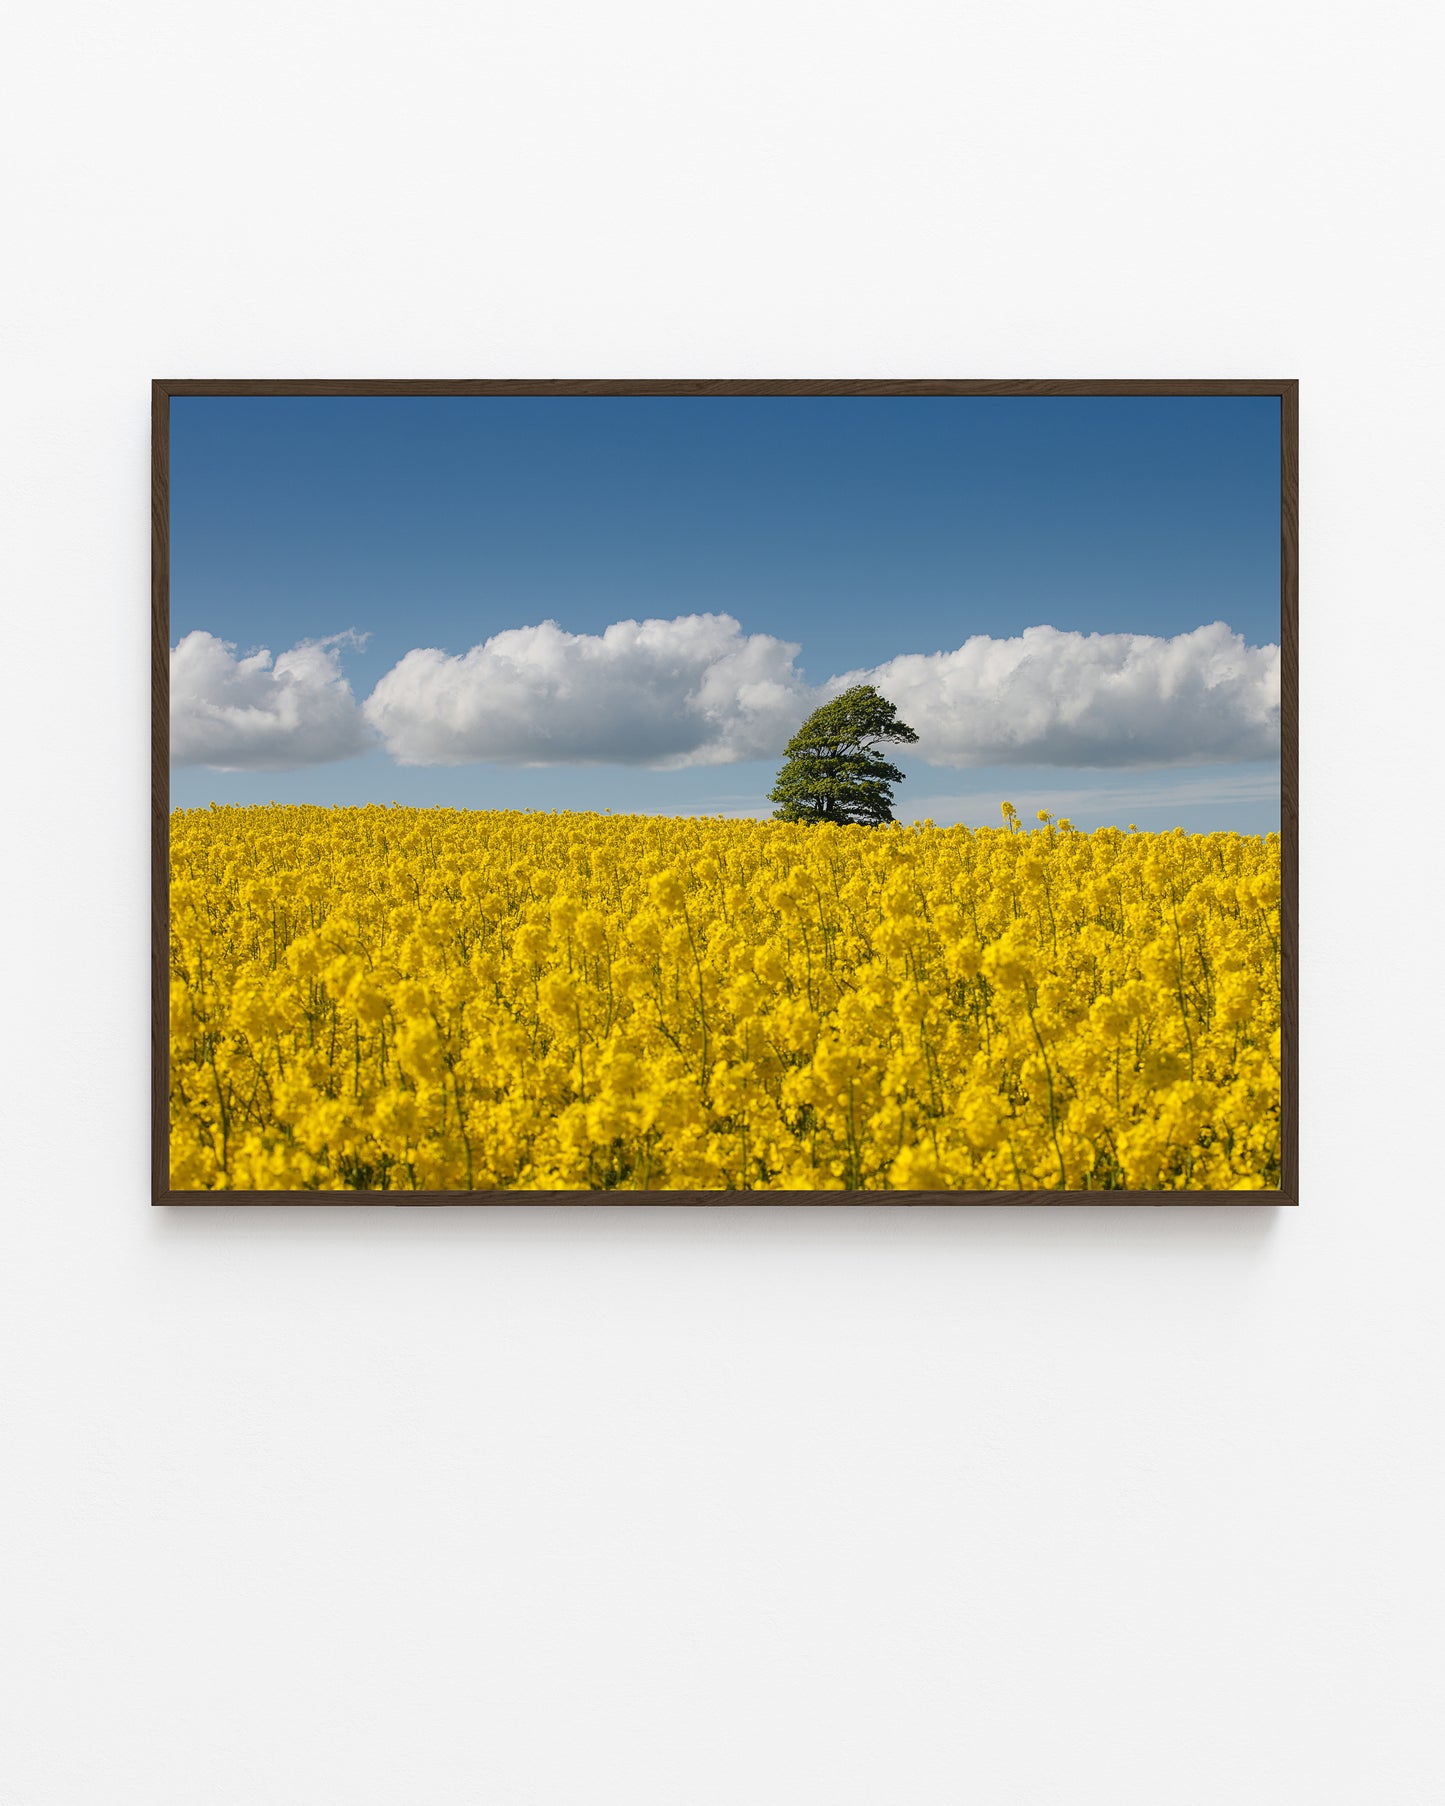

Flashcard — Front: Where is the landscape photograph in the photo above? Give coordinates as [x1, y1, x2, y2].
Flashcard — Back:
[161, 386, 1287, 1196]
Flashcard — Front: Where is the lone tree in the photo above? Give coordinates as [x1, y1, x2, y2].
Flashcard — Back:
[769, 684, 918, 825]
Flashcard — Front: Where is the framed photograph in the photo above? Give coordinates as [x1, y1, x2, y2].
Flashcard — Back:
[154, 380, 1297, 1204]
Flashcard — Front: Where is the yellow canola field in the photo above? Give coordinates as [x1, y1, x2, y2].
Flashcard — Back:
[169, 804, 1281, 1192]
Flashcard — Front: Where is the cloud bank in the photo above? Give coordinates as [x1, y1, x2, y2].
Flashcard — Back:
[170, 630, 373, 771]
[171, 617, 1280, 772]
[842, 622, 1279, 768]
[902, 766, 1282, 829]
[362, 614, 810, 768]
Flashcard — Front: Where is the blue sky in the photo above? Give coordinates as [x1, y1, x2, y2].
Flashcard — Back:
[169, 394, 1281, 831]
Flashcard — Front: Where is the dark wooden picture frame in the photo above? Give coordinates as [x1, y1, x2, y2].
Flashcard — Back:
[153, 379, 1297, 1206]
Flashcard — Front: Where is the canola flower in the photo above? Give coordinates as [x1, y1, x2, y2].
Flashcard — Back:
[169, 803, 1281, 1192]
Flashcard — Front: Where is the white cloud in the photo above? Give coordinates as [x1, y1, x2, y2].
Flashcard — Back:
[170, 630, 373, 770]
[362, 614, 810, 768]
[842, 622, 1279, 767]
[170, 616, 1281, 775]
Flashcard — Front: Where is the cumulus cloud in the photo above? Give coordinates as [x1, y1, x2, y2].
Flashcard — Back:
[170, 630, 373, 770]
[171, 615, 1280, 774]
[363, 614, 810, 768]
[841, 622, 1279, 768]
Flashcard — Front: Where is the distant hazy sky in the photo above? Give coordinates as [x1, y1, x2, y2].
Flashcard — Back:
[170, 394, 1281, 832]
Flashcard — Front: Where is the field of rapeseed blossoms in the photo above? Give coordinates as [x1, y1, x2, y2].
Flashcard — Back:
[168, 804, 1281, 1192]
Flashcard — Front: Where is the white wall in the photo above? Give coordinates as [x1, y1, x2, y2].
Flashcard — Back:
[3, 3, 1442, 1801]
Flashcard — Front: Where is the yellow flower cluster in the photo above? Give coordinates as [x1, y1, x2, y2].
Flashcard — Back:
[169, 803, 1281, 1192]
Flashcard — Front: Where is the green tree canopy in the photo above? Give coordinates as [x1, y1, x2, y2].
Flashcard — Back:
[768, 684, 919, 825]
